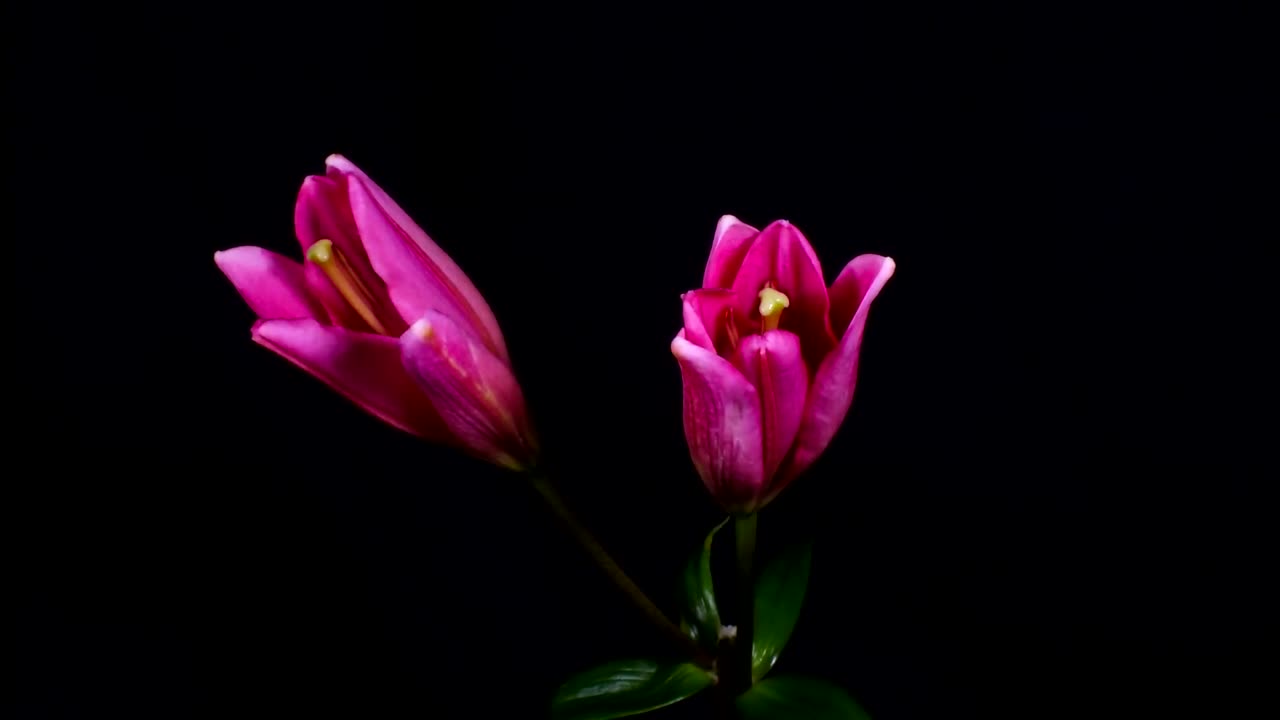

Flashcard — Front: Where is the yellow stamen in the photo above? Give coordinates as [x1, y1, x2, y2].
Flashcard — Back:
[306, 239, 388, 334]
[757, 286, 790, 332]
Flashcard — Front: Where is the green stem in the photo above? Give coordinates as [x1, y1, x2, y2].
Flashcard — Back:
[529, 473, 709, 664]
[734, 512, 758, 692]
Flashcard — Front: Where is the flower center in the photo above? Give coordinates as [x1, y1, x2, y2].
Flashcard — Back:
[306, 239, 390, 335]
[757, 286, 790, 333]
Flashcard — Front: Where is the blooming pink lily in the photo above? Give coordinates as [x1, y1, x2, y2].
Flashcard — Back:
[673, 216, 895, 512]
[215, 155, 537, 470]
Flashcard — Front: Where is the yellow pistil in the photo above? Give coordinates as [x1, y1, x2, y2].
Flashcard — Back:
[757, 286, 790, 332]
[306, 239, 388, 334]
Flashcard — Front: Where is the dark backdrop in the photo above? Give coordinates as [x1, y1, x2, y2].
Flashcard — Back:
[11, 2, 1267, 719]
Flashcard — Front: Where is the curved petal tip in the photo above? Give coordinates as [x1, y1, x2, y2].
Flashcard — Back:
[215, 245, 322, 321]
[325, 154, 358, 173]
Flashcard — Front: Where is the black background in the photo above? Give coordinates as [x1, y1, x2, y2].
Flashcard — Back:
[11, 2, 1268, 719]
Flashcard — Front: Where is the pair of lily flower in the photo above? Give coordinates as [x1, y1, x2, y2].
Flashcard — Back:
[215, 156, 894, 514]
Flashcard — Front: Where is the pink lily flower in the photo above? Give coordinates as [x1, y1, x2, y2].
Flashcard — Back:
[673, 216, 895, 512]
[215, 155, 537, 470]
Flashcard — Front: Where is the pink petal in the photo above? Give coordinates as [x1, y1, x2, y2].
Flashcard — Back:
[732, 330, 809, 488]
[671, 333, 766, 512]
[703, 215, 760, 289]
[681, 288, 738, 354]
[327, 155, 511, 364]
[400, 310, 537, 471]
[294, 174, 401, 333]
[252, 319, 450, 442]
[729, 220, 836, 366]
[778, 254, 896, 486]
[829, 254, 896, 338]
[294, 175, 359, 256]
[214, 246, 324, 320]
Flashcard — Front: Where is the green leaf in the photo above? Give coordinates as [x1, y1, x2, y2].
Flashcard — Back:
[736, 674, 871, 720]
[551, 659, 715, 720]
[751, 540, 813, 682]
[679, 517, 729, 651]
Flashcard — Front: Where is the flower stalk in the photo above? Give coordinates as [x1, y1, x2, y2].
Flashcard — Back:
[528, 473, 711, 665]
[733, 512, 758, 694]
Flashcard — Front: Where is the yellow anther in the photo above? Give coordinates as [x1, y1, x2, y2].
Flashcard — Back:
[757, 287, 790, 332]
[307, 239, 388, 334]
